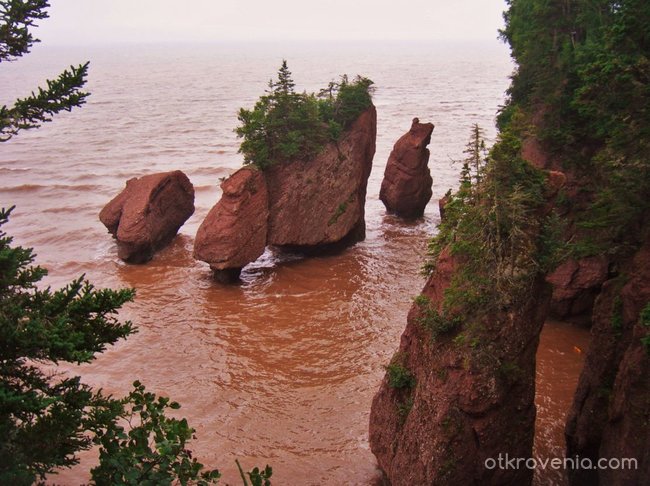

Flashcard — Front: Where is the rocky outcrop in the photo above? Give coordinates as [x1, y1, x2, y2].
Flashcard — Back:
[379, 118, 434, 218]
[369, 249, 550, 485]
[100, 170, 194, 263]
[265, 106, 376, 248]
[193, 106, 376, 280]
[566, 239, 650, 486]
[193, 168, 268, 282]
[546, 256, 609, 324]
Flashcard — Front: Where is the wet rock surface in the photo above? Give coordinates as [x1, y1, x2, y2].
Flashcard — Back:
[193, 167, 268, 279]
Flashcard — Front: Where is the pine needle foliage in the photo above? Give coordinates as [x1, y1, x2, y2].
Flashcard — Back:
[236, 60, 374, 169]
[499, 0, 650, 258]
[424, 122, 550, 315]
[0, 0, 89, 141]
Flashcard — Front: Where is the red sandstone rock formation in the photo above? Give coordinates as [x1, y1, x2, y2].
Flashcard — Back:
[99, 170, 194, 263]
[566, 239, 650, 486]
[264, 106, 376, 247]
[379, 118, 434, 218]
[193, 106, 376, 281]
[546, 256, 609, 323]
[193, 168, 268, 282]
[369, 249, 550, 485]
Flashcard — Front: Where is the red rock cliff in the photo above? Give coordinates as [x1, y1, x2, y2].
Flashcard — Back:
[369, 249, 550, 485]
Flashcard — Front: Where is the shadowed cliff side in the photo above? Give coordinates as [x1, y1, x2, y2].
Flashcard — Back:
[565, 235, 650, 485]
[369, 248, 550, 485]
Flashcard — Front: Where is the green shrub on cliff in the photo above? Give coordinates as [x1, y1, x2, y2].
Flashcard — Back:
[236, 60, 374, 170]
[499, 0, 650, 258]
[424, 122, 549, 314]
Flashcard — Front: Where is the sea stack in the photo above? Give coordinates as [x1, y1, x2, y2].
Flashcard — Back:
[99, 170, 195, 263]
[380, 118, 435, 218]
[265, 105, 377, 248]
[194, 105, 377, 281]
[193, 167, 268, 283]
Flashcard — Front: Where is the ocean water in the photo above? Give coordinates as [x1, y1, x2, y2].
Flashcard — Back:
[1, 41, 584, 485]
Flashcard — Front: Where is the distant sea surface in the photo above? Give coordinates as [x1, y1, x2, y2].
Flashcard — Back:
[0, 41, 585, 485]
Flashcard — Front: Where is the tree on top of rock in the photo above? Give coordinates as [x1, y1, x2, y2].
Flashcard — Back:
[269, 59, 295, 96]
[236, 61, 374, 170]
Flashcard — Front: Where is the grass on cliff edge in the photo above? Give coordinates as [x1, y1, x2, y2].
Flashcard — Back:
[236, 60, 374, 170]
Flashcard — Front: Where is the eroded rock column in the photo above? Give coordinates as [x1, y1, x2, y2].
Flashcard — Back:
[193, 167, 268, 282]
[380, 118, 434, 218]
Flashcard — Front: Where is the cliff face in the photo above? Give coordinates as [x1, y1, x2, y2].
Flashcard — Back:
[369, 250, 550, 485]
[265, 105, 376, 247]
[566, 238, 650, 485]
[379, 118, 434, 218]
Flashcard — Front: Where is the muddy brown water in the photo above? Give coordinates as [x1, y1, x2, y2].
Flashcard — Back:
[0, 42, 589, 484]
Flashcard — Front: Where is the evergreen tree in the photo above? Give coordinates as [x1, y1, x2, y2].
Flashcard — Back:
[0, 0, 89, 141]
[269, 59, 295, 96]
[236, 62, 374, 169]
[0, 206, 134, 483]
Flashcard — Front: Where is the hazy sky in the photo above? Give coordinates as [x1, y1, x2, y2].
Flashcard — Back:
[36, 0, 509, 44]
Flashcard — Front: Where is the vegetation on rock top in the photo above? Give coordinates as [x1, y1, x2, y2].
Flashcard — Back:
[236, 60, 374, 170]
